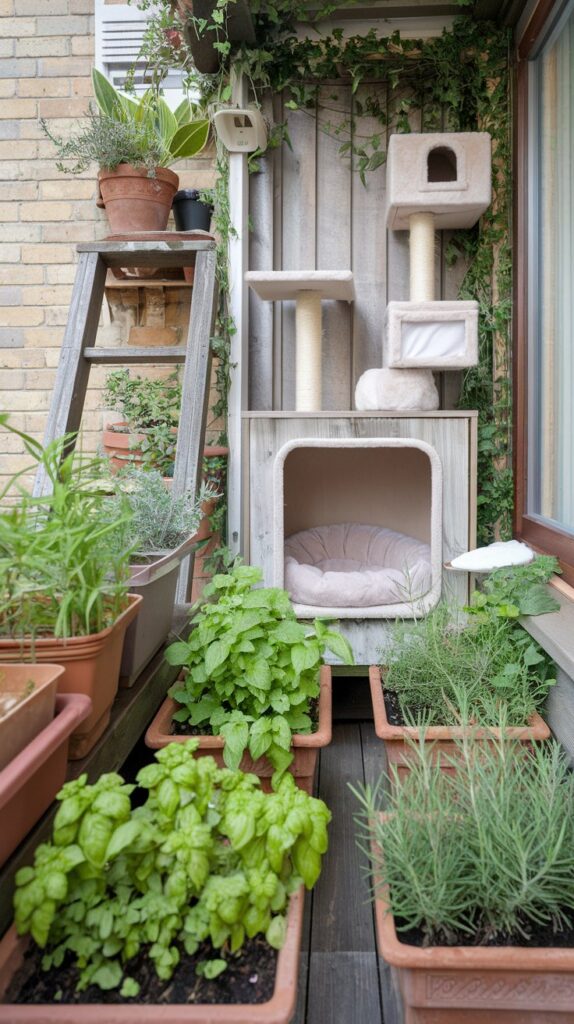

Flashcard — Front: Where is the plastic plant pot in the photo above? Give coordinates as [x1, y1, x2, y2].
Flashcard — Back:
[0, 693, 91, 868]
[172, 189, 213, 232]
[0, 597, 142, 761]
[374, 873, 574, 1022]
[120, 536, 199, 688]
[0, 664, 64, 772]
[145, 666, 332, 791]
[369, 665, 551, 780]
[0, 887, 304, 1023]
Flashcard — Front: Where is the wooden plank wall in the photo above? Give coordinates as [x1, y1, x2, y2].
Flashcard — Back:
[248, 84, 468, 411]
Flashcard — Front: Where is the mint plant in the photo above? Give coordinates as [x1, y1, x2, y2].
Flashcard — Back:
[165, 565, 354, 785]
[14, 740, 331, 995]
[466, 555, 561, 619]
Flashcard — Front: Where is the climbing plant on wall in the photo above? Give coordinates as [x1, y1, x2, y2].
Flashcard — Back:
[138, 4, 512, 545]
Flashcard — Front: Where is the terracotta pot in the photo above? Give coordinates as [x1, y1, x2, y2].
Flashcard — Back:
[0, 597, 142, 760]
[145, 666, 332, 790]
[0, 886, 304, 1022]
[121, 535, 200, 688]
[369, 665, 551, 779]
[0, 664, 63, 772]
[0, 693, 91, 868]
[97, 165, 179, 234]
[374, 881, 574, 1022]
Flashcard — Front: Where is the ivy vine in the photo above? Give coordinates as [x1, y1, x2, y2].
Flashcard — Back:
[137, 3, 512, 545]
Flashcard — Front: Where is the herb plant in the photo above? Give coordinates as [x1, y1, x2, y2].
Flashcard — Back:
[41, 110, 166, 177]
[466, 555, 561, 619]
[14, 740, 331, 994]
[103, 369, 181, 476]
[105, 468, 217, 554]
[381, 605, 555, 727]
[165, 565, 354, 786]
[354, 732, 574, 946]
[0, 421, 132, 641]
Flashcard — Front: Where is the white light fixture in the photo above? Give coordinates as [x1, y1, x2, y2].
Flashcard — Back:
[212, 107, 267, 152]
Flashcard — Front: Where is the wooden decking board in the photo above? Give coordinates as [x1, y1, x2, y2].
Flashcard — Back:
[306, 952, 383, 1023]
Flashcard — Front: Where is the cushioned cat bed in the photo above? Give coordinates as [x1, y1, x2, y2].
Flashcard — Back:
[284, 523, 432, 609]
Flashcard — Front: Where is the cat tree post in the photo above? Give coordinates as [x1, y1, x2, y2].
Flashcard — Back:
[409, 211, 435, 302]
[245, 270, 355, 411]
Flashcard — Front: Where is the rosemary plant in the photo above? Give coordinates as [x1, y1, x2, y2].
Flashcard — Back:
[106, 468, 217, 554]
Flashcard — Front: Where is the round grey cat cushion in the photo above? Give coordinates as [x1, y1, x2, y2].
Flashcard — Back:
[284, 523, 432, 608]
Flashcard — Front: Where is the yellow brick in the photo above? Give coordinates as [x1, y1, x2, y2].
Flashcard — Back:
[20, 201, 72, 221]
[0, 99, 36, 119]
[44, 348, 63, 368]
[23, 412, 47, 432]
[0, 370, 25, 390]
[21, 244, 75, 263]
[39, 57, 86, 77]
[71, 37, 94, 56]
[19, 77, 70, 98]
[0, 140, 37, 159]
[0, 350, 45, 368]
[0, 203, 18, 222]
[0, 81, 16, 97]
[22, 368, 56, 389]
[41, 179, 95, 200]
[42, 222, 95, 243]
[1, 225, 42, 243]
[0, 181, 37, 200]
[38, 97, 89, 118]
[45, 306, 71, 326]
[21, 285, 72, 305]
[45, 264, 77, 284]
[0, 2, 15, 14]
[0, 244, 20, 262]
[0, 17, 35, 36]
[0, 265, 43, 284]
[16, 37, 69, 57]
[0, 454, 34, 474]
[23, 327, 63, 348]
[0, 307, 44, 326]
[2, 391, 51, 412]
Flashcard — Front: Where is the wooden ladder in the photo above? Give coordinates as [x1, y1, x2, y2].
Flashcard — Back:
[33, 237, 219, 601]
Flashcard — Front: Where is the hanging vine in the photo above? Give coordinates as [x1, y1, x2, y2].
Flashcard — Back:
[137, 4, 512, 545]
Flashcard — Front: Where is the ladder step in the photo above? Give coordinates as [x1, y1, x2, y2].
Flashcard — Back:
[84, 347, 186, 364]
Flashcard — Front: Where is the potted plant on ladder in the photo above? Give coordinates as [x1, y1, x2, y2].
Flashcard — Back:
[41, 68, 210, 235]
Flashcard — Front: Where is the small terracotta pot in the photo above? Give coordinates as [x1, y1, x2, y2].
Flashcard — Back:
[0, 693, 91, 868]
[369, 665, 551, 779]
[97, 165, 179, 234]
[0, 886, 304, 1022]
[146, 666, 332, 790]
[0, 664, 63, 772]
[0, 597, 142, 760]
[374, 880, 574, 1021]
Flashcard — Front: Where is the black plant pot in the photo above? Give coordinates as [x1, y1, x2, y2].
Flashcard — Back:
[172, 189, 213, 232]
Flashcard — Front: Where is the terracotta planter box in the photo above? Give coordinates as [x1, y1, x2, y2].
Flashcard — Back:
[121, 537, 200, 688]
[0, 664, 63, 772]
[374, 885, 574, 1022]
[0, 887, 304, 1023]
[146, 665, 333, 789]
[369, 665, 551, 778]
[0, 597, 142, 761]
[0, 693, 91, 868]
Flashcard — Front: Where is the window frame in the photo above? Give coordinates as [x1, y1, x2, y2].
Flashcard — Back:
[514, 0, 574, 584]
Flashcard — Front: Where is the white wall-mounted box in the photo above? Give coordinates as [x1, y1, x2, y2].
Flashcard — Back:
[386, 132, 492, 231]
[385, 300, 479, 370]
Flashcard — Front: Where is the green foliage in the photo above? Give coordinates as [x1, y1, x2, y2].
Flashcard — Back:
[354, 733, 574, 945]
[14, 740, 331, 992]
[381, 604, 555, 728]
[165, 564, 354, 786]
[104, 468, 216, 554]
[467, 556, 561, 619]
[40, 109, 165, 176]
[0, 419, 132, 641]
[103, 369, 181, 476]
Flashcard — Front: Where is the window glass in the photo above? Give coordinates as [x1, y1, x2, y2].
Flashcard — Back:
[529, 3, 574, 534]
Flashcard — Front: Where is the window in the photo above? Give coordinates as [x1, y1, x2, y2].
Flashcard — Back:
[515, 0, 574, 582]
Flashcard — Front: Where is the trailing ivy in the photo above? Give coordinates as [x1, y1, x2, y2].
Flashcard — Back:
[137, 5, 513, 543]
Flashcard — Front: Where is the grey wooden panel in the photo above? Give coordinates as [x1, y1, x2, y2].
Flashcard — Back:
[386, 99, 422, 309]
[249, 93, 275, 411]
[33, 251, 106, 497]
[312, 724, 377, 952]
[351, 83, 387, 386]
[306, 952, 383, 1024]
[84, 346, 186, 364]
[440, 227, 469, 408]
[380, 960, 405, 1024]
[281, 102, 317, 409]
[317, 84, 353, 410]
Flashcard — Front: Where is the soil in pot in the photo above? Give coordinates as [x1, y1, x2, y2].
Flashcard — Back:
[6, 935, 277, 1006]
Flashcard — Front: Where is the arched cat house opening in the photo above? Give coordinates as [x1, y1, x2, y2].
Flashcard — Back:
[273, 438, 443, 619]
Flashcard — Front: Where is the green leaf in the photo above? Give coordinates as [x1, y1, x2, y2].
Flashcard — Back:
[291, 642, 319, 674]
[248, 657, 271, 690]
[90, 962, 123, 991]
[220, 719, 249, 770]
[249, 718, 272, 760]
[272, 716, 292, 751]
[205, 639, 230, 676]
[266, 915, 287, 949]
[105, 820, 140, 861]
[196, 958, 227, 979]
[120, 977, 140, 998]
[274, 620, 306, 644]
[92, 68, 123, 120]
[164, 641, 191, 666]
[169, 120, 210, 162]
[323, 631, 354, 664]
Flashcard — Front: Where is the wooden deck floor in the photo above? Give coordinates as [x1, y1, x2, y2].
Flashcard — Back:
[293, 676, 388, 1024]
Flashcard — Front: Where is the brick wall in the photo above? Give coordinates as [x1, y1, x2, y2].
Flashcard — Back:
[0, 0, 218, 491]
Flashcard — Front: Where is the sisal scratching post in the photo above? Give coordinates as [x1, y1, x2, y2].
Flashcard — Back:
[409, 212, 435, 302]
[295, 290, 322, 411]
